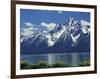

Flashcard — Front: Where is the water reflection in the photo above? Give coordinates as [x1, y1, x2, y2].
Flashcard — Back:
[21, 52, 90, 67]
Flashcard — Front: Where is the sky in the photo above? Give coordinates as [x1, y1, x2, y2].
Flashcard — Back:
[20, 9, 90, 36]
[20, 9, 90, 53]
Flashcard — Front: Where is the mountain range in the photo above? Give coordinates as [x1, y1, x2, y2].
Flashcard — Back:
[21, 17, 90, 54]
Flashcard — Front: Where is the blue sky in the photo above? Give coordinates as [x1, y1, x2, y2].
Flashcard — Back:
[20, 9, 90, 53]
[20, 9, 90, 30]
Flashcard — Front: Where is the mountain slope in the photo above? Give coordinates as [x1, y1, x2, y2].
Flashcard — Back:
[21, 17, 90, 54]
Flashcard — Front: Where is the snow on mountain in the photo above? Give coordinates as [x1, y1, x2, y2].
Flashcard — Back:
[20, 27, 39, 43]
[21, 17, 90, 54]
[45, 33, 54, 47]
[71, 33, 80, 46]
[80, 20, 90, 34]
[46, 25, 66, 47]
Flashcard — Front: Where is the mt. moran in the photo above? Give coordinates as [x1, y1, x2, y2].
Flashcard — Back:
[21, 17, 90, 54]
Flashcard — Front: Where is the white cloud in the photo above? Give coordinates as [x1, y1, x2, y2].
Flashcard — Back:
[41, 22, 48, 27]
[24, 22, 34, 27]
[41, 22, 56, 31]
[21, 27, 38, 37]
[21, 22, 39, 36]
[21, 27, 34, 36]
[80, 20, 90, 26]
[28, 27, 38, 30]
[57, 11, 63, 14]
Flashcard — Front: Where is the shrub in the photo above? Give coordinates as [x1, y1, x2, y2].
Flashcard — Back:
[29, 64, 39, 69]
[52, 62, 67, 67]
[20, 61, 29, 69]
[79, 60, 90, 66]
[37, 61, 49, 68]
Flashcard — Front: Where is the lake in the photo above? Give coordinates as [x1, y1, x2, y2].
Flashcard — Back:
[21, 52, 90, 67]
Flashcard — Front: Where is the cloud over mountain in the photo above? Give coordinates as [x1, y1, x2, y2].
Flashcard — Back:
[24, 22, 34, 27]
[41, 22, 56, 31]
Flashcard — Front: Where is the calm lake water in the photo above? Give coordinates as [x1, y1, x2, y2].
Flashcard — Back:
[21, 52, 90, 66]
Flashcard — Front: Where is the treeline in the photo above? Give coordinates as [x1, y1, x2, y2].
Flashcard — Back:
[21, 60, 90, 69]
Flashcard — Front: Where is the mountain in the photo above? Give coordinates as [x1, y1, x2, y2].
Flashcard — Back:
[21, 17, 90, 54]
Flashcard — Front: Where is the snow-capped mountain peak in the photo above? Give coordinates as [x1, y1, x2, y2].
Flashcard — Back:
[71, 33, 80, 46]
[21, 17, 90, 54]
[80, 20, 90, 34]
[46, 26, 66, 47]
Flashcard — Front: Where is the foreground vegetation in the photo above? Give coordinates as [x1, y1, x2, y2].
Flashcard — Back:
[20, 60, 90, 69]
